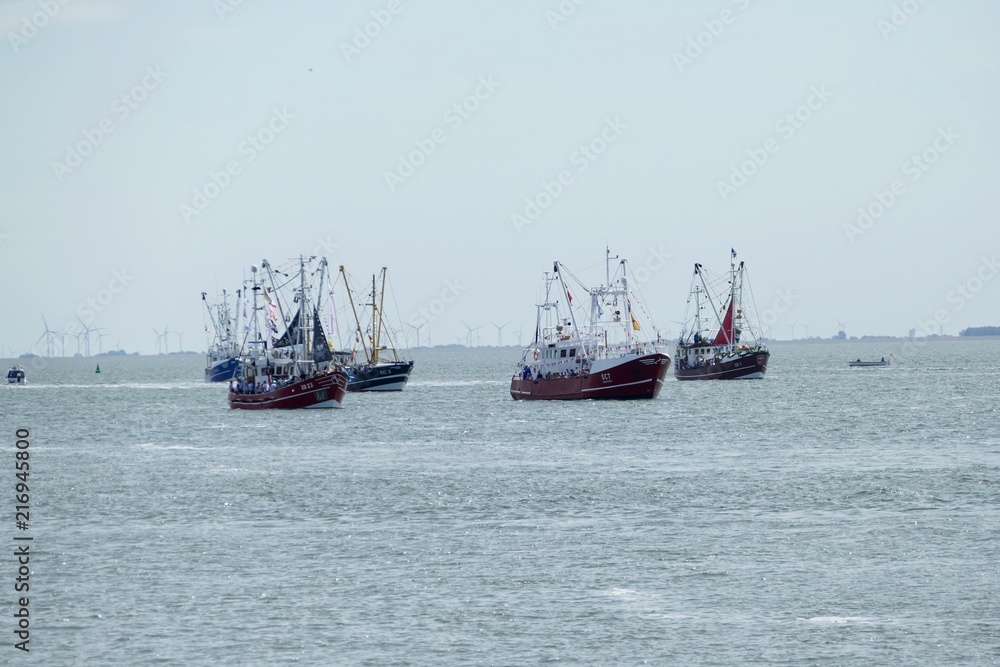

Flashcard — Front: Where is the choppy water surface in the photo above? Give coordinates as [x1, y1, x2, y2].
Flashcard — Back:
[3, 340, 999, 665]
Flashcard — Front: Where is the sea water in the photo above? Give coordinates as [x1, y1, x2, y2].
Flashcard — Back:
[2, 340, 998, 664]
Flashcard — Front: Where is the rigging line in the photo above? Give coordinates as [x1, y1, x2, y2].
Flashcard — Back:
[622, 259, 657, 326]
[384, 272, 409, 353]
[556, 263, 592, 297]
[743, 265, 764, 340]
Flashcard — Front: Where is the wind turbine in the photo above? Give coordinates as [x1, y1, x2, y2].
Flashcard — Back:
[173, 330, 184, 353]
[76, 317, 96, 357]
[786, 322, 797, 341]
[95, 329, 108, 354]
[151, 326, 166, 354]
[836, 319, 848, 338]
[461, 321, 481, 348]
[406, 322, 425, 348]
[36, 315, 59, 357]
[489, 321, 509, 347]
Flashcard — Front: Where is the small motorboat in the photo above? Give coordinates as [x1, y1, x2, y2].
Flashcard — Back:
[7, 365, 26, 384]
[849, 358, 890, 367]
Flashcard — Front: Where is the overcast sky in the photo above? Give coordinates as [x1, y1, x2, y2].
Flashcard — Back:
[2, 0, 998, 355]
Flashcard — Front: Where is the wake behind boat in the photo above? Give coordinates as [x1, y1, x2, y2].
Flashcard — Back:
[228, 256, 348, 410]
[675, 250, 769, 380]
[510, 249, 671, 400]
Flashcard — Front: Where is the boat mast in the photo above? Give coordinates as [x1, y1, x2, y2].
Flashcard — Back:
[554, 261, 580, 338]
[202, 292, 219, 341]
[233, 287, 242, 350]
[692, 264, 702, 341]
[535, 271, 552, 350]
[620, 259, 633, 343]
[606, 247, 614, 289]
[314, 257, 328, 314]
[299, 255, 312, 368]
[314, 256, 330, 360]
[378, 268, 388, 359]
[340, 265, 371, 364]
[221, 289, 230, 344]
[261, 259, 289, 347]
[727, 250, 737, 350]
[237, 264, 260, 368]
[371, 268, 387, 365]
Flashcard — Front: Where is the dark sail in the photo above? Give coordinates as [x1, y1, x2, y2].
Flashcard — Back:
[273, 309, 301, 348]
[312, 311, 333, 363]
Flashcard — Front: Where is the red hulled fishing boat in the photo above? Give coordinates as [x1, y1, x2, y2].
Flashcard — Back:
[228, 256, 349, 410]
[510, 250, 671, 400]
[228, 370, 348, 409]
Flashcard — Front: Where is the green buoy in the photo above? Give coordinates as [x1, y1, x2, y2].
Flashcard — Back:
[95, 364, 101, 373]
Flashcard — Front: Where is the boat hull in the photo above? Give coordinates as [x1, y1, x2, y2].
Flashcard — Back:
[346, 361, 414, 392]
[228, 370, 349, 409]
[849, 361, 889, 367]
[675, 352, 769, 380]
[205, 356, 241, 382]
[510, 353, 670, 400]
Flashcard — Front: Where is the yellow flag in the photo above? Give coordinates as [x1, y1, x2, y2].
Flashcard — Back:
[631, 313, 641, 331]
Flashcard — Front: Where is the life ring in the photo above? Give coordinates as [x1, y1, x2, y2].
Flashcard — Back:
[533, 350, 539, 361]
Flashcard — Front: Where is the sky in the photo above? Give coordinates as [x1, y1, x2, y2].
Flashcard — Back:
[2, 0, 999, 355]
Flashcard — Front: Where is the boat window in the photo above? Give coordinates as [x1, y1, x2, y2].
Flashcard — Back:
[560, 349, 567, 358]
[569, 348, 576, 357]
